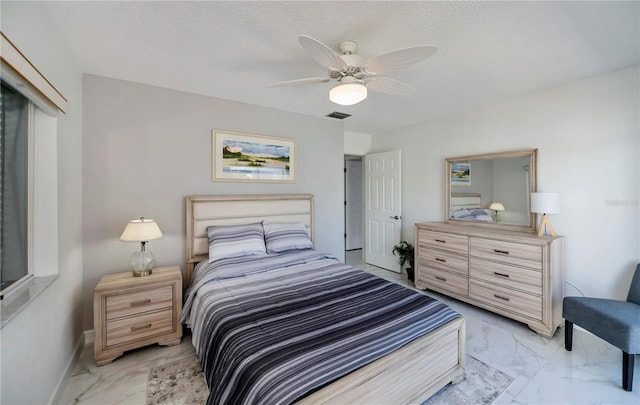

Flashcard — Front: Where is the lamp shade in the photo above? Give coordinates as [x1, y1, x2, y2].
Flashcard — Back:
[489, 202, 505, 211]
[531, 193, 559, 214]
[120, 217, 163, 242]
[329, 83, 367, 105]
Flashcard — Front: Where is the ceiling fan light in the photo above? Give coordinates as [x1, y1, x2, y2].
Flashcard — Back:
[329, 83, 367, 106]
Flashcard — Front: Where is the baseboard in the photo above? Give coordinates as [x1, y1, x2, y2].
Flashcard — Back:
[46, 330, 88, 405]
[85, 329, 95, 345]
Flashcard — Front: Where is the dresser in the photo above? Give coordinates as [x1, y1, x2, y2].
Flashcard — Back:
[415, 222, 564, 338]
[93, 265, 183, 366]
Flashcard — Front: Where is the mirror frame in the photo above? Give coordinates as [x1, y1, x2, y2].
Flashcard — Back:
[445, 149, 538, 233]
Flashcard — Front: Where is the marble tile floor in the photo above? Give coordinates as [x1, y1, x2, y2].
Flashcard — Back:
[346, 250, 640, 405]
[60, 250, 639, 404]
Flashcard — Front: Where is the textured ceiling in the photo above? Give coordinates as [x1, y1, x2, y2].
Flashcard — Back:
[36, 1, 640, 135]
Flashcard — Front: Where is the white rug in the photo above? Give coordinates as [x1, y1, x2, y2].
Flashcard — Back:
[147, 356, 208, 405]
[423, 355, 513, 404]
[147, 354, 513, 404]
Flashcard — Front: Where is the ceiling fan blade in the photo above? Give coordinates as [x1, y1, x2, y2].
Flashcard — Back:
[267, 77, 331, 87]
[364, 45, 437, 75]
[364, 77, 416, 95]
[299, 35, 347, 71]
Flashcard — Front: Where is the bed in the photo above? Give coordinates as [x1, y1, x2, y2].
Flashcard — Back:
[449, 193, 495, 222]
[181, 194, 466, 404]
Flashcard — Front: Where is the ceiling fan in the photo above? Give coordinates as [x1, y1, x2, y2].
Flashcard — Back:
[268, 35, 438, 106]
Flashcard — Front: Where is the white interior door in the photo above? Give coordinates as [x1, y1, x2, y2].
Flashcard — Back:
[364, 150, 401, 272]
[345, 159, 363, 250]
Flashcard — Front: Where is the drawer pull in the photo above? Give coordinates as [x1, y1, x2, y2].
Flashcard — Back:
[494, 249, 510, 255]
[494, 294, 510, 301]
[435, 239, 447, 243]
[131, 323, 152, 331]
[435, 258, 447, 263]
[130, 298, 152, 307]
[494, 272, 510, 278]
[435, 276, 447, 282]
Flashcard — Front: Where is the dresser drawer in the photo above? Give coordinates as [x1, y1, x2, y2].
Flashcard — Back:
[419, 249, 468, 276]
[418, 230, 468, 254]
[106, 309, 174, 347]
[470, 279, 542, 320]
[106, 285, 173, 320]
[470, 238, 542, 270]
[470, 258, 542, 295]
[417, 266, 469, 296]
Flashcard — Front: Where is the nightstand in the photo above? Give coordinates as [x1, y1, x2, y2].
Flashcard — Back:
[93, 265, 183, 366]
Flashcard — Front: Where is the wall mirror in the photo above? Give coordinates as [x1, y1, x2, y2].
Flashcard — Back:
[445, 149, 537, 233]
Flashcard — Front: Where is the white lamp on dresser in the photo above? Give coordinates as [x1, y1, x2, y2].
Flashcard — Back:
[488, 201, 505, 222]
[531, 193, 559, 237]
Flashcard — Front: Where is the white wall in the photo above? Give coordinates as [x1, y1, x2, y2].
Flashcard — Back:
[373, 66, 640, 301]
[0, 3, 85, 404]
[344, 130, 372, 156]
[82, 75, 345, 330]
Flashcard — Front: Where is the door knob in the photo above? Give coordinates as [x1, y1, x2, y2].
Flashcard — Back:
[389, 215, 400, 220]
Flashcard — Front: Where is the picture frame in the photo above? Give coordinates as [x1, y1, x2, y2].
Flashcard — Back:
[450, 161, 471, 186]
[212, 130, 296, 182]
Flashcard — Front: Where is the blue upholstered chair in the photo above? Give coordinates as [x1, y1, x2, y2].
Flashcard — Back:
[563, 263, 640, 391]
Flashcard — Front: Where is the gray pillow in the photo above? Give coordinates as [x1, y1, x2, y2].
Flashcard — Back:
[263, 222, 313, 253]
[207, 223, 267, 262]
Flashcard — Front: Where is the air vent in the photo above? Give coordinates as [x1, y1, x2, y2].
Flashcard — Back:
[326, 111, 351, 120]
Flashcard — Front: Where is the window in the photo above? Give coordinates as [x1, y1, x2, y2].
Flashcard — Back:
[0, 81, 31, 294]
[0, 32, 65, 309]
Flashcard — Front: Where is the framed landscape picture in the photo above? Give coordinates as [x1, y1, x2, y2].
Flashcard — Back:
[450, 161, 471, 186]
[212, 130, 296, 182]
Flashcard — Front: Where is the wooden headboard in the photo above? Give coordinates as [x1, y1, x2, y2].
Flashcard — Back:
[185, 194, 314, 282]
[450, 193, 482, 212]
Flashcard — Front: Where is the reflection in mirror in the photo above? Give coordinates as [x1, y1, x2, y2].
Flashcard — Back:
[445, 149, 537, 233]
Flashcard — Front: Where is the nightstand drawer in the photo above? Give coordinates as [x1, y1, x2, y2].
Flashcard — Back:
[106, 285, 173, 320]
[106, 309, 174, 347]
[470, 279, 542, 320]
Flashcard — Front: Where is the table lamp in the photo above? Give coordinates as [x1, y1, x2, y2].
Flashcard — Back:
[119, 217, 163, 276]
[531, 193, 559, 237]
[489, 202, 505, 222]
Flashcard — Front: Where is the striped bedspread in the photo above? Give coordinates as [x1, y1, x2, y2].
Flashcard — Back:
[180, 250, 461, 405]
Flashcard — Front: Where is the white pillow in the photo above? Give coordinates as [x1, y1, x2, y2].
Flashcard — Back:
[263, 222, 313, 253]
[207, 223, 267, 262]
